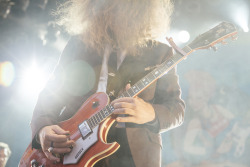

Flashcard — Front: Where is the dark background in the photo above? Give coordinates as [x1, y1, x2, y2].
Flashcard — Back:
[0, 0, 249, 166]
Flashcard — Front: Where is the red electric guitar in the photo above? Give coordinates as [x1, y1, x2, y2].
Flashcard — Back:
[19, 22, 237, 167]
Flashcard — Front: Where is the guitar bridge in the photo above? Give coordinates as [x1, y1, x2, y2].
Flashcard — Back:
[78, 121, 92, 139]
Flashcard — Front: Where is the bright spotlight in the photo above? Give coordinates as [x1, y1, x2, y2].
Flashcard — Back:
[0, 61, 15, 87]
[243, 26, 249, 33]
[178, 30, 190, 43]
[20, 62, 48, 95]
[231, 1, 249, 33]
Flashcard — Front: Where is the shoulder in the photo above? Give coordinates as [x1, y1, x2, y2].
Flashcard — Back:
[60, 36, 100, 63]
[62, 36, 85, 56]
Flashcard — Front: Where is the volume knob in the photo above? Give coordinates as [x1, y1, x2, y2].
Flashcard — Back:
[31, 159, 39, 167]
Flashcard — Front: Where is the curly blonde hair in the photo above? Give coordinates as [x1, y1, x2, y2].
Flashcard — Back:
[55, 0, 173, 55]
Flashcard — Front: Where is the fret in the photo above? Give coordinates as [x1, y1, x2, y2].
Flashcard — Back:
[103, 108, 109, 117]
[122, 91, 130, 97]
[106, 105, 114, 114]
[172, 53, 183, 62]
[91, 118, 96, 127]
[156, 65, 164, 73]
[100, 112, 105, 120]
[94, 114, 99, 123]
[131, 84, 140, 94]
[93, 115, 98, 124]
[183, 46, 192, 53]
[91, 117, 97, 127]
[161, 64, 168, 72]
[161, 60, 170, 70]
[109, 105, 114, 115]
[101, 111, 105, 119]
[100, 109, 105, 119]
[137, 80, 145, 89]
[147, 73, 155, 82]
[110, 105, 115, 111]
[151, 69, 162, 78]
[127, 88, 134, 97]
[141, 77, 150, 86]
[159, 64, 167, 74]
[95, 114, 101, 123]
[166, 59, 174, 67]
[89, 117, 96, 127]
[87, 119, 93, 129]
[104, 106, 110, 115]
[163, 60, 174, 73]
[98, 112, 104, 121]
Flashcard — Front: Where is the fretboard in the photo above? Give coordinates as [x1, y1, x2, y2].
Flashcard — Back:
[87, 46, 192, 129]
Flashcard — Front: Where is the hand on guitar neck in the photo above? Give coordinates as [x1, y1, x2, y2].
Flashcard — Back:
[111, 84, 156, 124]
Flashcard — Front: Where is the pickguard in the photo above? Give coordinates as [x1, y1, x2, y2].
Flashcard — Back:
[63, 125, 99, 165]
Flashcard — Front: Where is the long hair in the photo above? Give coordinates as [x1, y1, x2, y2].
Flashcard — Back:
[55, 0, 173, 55]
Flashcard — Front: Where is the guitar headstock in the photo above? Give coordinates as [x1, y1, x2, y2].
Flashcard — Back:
[188, 22, 238, 51]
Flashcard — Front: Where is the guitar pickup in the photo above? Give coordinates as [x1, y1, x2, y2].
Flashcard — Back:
[78, 121, 92, 139]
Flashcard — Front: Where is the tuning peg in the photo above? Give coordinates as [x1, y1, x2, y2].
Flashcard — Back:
[232, 35, 238, 41]
[212, 46, 218, 52]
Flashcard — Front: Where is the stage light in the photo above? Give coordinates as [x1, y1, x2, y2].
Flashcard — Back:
[178, 30, 190, 43]
[243, 26, 249, 33]
[0, 61, 15, 87]
[20, 62, 48, 95]
[231, 1, 249, 33]
[156, 30, 190, 46]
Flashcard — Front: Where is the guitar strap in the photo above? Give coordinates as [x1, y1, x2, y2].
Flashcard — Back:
[102, 51, 136, 167]
[96, 45, 111, 93]
[166, 37, 187, 56]
[106, 51, 128, 101]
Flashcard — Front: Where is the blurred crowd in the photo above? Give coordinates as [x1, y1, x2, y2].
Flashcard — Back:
[0, 142, 11, 167]
[162, 70, 250, 167]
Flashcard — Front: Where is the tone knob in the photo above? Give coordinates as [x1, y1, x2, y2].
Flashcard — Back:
[31, 159, 39, 167]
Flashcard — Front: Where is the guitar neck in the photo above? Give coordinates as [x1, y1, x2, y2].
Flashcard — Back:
[119, 46, 193, 98]
[87, 45, 193, 129]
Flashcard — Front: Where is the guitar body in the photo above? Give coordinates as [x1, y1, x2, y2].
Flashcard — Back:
[19, 92, 120, 167]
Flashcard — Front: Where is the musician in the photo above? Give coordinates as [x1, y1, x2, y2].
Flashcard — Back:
[0, 142, 11, 167]
[30, 0, 185, 167]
